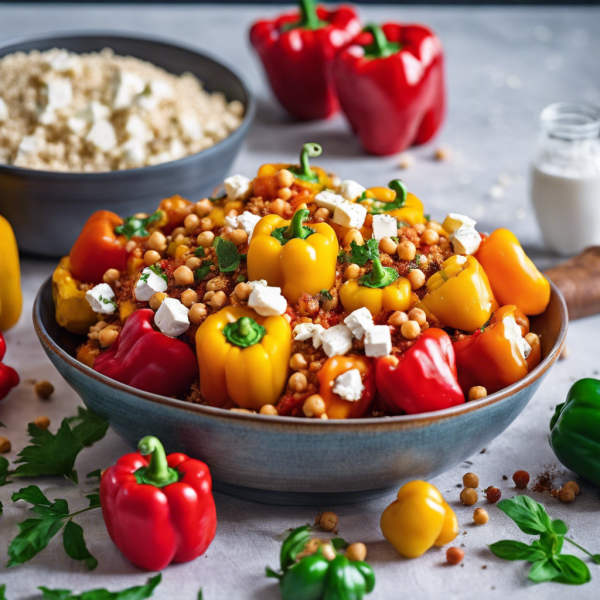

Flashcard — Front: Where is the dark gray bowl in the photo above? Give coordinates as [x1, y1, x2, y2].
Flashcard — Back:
[0, 31, 255, 257]
[34, 278, 567, 506]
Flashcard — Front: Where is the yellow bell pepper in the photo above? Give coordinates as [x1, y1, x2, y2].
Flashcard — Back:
[419, 255, 498, 332]
[52, 257, 98, 335]
[0, 215, 22, 331]
[340, 277, 412, 315]
[247, 208, 339, 304]
[195, 305, 291, 410]
[360, 180, 426, 226]
[380, 480, 459, 559]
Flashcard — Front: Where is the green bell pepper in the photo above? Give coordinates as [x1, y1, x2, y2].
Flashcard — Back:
[550, 378, 600, 487]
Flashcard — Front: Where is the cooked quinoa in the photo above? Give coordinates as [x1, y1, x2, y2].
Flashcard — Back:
[0, 47, 244, 172]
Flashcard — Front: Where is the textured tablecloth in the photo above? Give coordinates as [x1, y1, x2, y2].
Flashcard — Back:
[1, 4, 600, 600]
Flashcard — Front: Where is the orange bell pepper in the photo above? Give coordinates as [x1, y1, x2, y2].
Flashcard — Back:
[158, 195, 194, 233]
[317, 355, 376, 419]
[475, 229, 550, 316]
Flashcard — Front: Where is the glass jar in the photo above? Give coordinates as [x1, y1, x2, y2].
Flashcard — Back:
[530, 102, 600, 256]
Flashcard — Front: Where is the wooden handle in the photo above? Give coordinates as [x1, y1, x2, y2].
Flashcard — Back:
[545, 246, 600, 320]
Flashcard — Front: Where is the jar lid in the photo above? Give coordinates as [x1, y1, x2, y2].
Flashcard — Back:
[540, 102, 600, 140]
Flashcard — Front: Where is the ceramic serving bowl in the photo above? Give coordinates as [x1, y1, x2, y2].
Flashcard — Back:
[0, 31, 255, 257]
[34, 278, 567, 506]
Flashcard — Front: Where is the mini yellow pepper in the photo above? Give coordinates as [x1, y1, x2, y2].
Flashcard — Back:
[381, 480, 459, 559]
[52, 257, 98, 335]
[360, 179, 426, 226]
[247, 208, 338, 304]
[0, 215, 22, 331]
[419, 255, 498, 332]
[195, 306, 291, 410]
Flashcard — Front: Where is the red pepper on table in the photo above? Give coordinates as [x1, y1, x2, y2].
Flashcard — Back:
[250, 0, 361, 120]
[332, 22, 445, 155]
[0, 331, 19, 400]
[375, 328, 464, 415]
[100, 436, 217, 571]
[69, 210, 128, 284]
[93, 309, 198, 397]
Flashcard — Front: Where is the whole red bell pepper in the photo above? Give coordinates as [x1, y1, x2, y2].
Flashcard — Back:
[250, 0, 361, 121]
[100, 435, 217, 571]
[69, 210, 128, 284]
[375, 328, 464, 415]
[93, 309, 198, 397]
[0, 331, 19, 400]
[333, 22, 445, 155]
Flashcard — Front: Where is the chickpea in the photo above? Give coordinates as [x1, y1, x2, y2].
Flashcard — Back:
[125, 240, 137, 253]
[426, 220, 443, 233]
[144, 250, 161, 266]
[408, 308, 427, 326]
[200, 218, 213, 232]
[103, 268, 120, 284]
[559, 488, 575, 503]
[397, 240, 416, 261]
[463, 472, 479, 488]
[563, 481, 580, 495]
[172, 226, 187, 238]
[473, 508, 489, 525]
[33, 415, 51, 431]
[468, 386, 488, 401]
[0, 436, 11, 453]
[185, 257, 201, 270]
[234, 282, 252, 301]
[148, 231, 167, 252]
[229, 229, 248, 246]
[99, 326, 119, 347]
[203, 291, 215, 303]
[343, 229, 363, 248]
[421, 229, 440, 246]
[319, 512, 338, 532]
[220, 226, 234, 242]
[401, 320, 421, 340]
[181, 289, 198, 308]
[174, 244, 190, 260]
[288, 372, 308, 393]
[149, 292, 167, 311]
[276, 168, 295, 188]
[485, 487, 502, 504]
[446, 547, 465, 565]
[277, 187, 292, 201]
[270, 198, 290, 218]
[344, 264, 361, 281]
[346, 543, 367, 562]
[460, 487, 478, 506]
[188, 303, 207, 324]
[513, 470, 530, 489]
[379, 237, 397, 255]
[259, 404, 279, 416]
[174, 265, 194, 286]
[290, 353, 308, 371]
[407, 269, 426, 290]
[314, 208, 330, 222]
[413, 223, 426, 234]
[195, 199, 213, 217]
[34, 380, 54, 399]
[209, 291, 229, 309]
[182, 213, 199, 233]
[197, 231, 215, 247]
[303, 394, 326, 418]
[388, 311, 408, 327]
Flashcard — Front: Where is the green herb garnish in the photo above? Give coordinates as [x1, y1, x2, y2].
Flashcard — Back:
[489, 495, 600, 585]
[195, 246, 206, 258]
[195, 261, 213, 281]
[38, 574, 162, 600]
[349, 238, 379, 266]
[320, 289, 332, 301]
[236, 275, 245, 283]
[98, 295, 116, 309]
[140, 264, 167, 286]
[214, 237, 241, 273]
[115, 211, 161, 240]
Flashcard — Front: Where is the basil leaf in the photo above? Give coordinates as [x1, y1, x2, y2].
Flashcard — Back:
[489, 540, 546, 562]
[528, 558, 562, 583]
[497, 496, 552, 535]
[63, 521, 97, 571]
[195, 261, 213, 281]
[39, 574, 162, 600]
[214, 237, 240, 273]
[531, 533, 563, 558]
[552, 554, 591, 585]
[66, 408, 109, 447]
[551, 519, 569, 536]
[115, 211, 161, 240]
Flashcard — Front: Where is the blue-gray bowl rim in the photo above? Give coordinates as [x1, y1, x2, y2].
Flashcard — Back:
[33, 276, 568, 430]
[0, 30, 256, 179]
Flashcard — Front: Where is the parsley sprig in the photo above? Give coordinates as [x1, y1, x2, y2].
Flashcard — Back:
[338, 238, 379, 267]
[98, 295, 116, 309]
[489, 495, 600, 585]
[37, 574, 161, 600]
[140, 264, 168, 286]
[213, 236, 241, 273]
[195, 260, 213, 281]
[115, 211, 161, 240]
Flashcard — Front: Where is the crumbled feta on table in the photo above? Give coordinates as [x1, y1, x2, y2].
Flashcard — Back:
[155, 298, 190, 338]
[85, 283, 116, 315]
[333, 369, 365, 401]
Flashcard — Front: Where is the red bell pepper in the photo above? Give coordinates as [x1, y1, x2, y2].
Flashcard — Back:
[93, 309, 198, 397]
[250, 0, 361, 121]
[333, 22, 445, 155]
[0, 331, 19, 400]
[69, 210, 128, 284]
[375, 328, 464, 415]
[100, 436, 217, 571]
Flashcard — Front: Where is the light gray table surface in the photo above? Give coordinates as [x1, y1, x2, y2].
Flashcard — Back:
[1, 4, 600, 600]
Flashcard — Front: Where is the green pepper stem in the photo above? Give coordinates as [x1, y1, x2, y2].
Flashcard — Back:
[564, 537, 597, 561]
[284, 208, 310, 240]
[388, 179, 407, 204]
[299, 143, 322, 179]
[138, 436, 171, 486]
[223, 316, 266, 348]
[362, 24, 401, 60]
[369, 257, 386, 284]
[298, 0, 324, 30]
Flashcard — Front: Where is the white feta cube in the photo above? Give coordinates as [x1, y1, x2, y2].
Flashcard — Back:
[333, 201, 368, 229]
[137, 80, 173, 111]
[85, 283, 116, 315]
[155, 298, 190, 338]
[44, 50, 77, 73]
[333, 369, 365, 401]
[125, 114, 152, 142]
[293, 323, 325, 349]
[248, 284, 287, 317]
[247, 279, 268, 291]
[113, 70, 146, 110]
[314, 190, 346, 213]
[371, 214, 398, 241]
[135, 267, 168, 301]
[0, 98, 8, 122]
[443, 213, 477, 235]
[122, 139, 147, 166]
[340, 180, 366, 201]
[86, 119, 117, 152]
[224, 214, 238, 229]
[170, 139, 186, 160]
[67, 116, 87, 135]
[364, 325, 392, 357]
[224, 174, 252, 201]
[321, 324, 353, 358]
[236, 211, 262, 241]
[77, 101, 110, 123]
[450, 226, 481, 255]
[503, 316, 531, 359]
[344, 307, 374, 340]
[15, 135, 38, 160]
[43, 78, 72, 111]
[178, 113, 203, 141]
